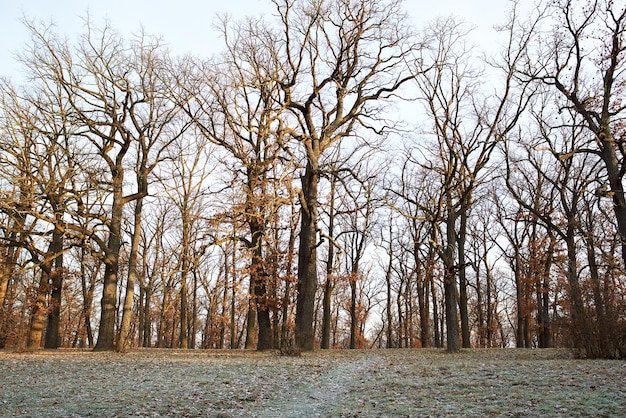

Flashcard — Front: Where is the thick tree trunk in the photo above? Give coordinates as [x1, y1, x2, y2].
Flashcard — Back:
[94, 174, 124, 351]
[537, 234, 554, 349]
[117, 197, 143, 352]
[44, 203, 65, 349]
[44, 266, 63, 348]
[28, 271, 49, 349]
[251, 225, 273, 351]
[295, 161, 319, 351]
[443, 214, 460, 352]
[599, 133, 626, 269]
[29, 224, 64, 349]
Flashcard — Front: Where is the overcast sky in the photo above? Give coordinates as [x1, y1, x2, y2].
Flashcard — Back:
[0, 0, 513, 80]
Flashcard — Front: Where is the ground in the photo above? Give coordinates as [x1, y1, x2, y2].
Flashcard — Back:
[1, 348, 625, 417]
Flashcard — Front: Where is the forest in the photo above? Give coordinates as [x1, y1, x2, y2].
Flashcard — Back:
[0, 0, 625, 359]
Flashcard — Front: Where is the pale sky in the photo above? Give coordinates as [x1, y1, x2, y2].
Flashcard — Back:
[0, 0, 513, 80]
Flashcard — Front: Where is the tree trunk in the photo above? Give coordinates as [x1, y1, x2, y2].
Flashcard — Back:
[94, 173, 124, 351]
[458, 210, 470, 348]
[230, 242, 236, 349]
[180, 272, 188, 349]
[385, 257, 393, 349]
[28, 271, 49, 349]
[117, 197, 143, 352]
[565, 223, 589, 353]
[251, 226, 273, 351]
[584, 220, 608, 354]
[431, 272, 442, 348]
[295, 161, 320, 351]
[321, 178, 336, 350]
[443, 213, 460, 352]
[349, 277, 358, 349]
[396, 278, 404, 348]
[280, 207, 298, 348]
[537, 234, 555, 349]
[44, 202, 65, 349]
[600, 136, 626, 268]
[79, 253, 95, 349]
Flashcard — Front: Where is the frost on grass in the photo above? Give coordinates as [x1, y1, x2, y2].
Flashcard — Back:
[1, 348, 625, 417]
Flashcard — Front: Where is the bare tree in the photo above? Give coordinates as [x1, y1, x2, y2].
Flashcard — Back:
[176, 13, 295, 349]
[411, 10, 533, 351]
[516, 0, 626, 268]
[272, 0, 419, 350]
[20, 20, 185, 350]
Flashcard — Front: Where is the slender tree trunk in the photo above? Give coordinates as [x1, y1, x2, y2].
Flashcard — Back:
[458, 210, 470, 348]
[475, 261, 485, 347]
[584, 223, 608, 354]
[431, 275, 441, 348]
[418, 238, 436, 348]
[396, 278, 404, 348]
[565, 223, 589, 353]
[142, 284, 152, 348]
[349, 276, 358, 349]
[230, 242, 236, 349]
[191, 270, 198, 349]
[79, 256, 95, 349]
[220, 261, 228, 349]
[385, 257, 393, 349]
[245, 276, 258, 349]
[180, 273, 188, 349]
[321, 178, 336, 350]
[281, 207, 298, 348]
[485, 259, 494, 347]
[179, 214, 190, 349]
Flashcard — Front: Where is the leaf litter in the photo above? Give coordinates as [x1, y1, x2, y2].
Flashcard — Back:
[1, 348, 625, 417]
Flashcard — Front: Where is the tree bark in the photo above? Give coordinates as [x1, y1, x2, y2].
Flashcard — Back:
[295, 160, 320, 351]
[117, 197, 143, 352]
[458, 210, 470, 348]
[94, 171, 124, 351]
[443, 212, 460, 352]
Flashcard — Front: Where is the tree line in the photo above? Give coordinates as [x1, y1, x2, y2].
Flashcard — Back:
[0, 0, 625, 359]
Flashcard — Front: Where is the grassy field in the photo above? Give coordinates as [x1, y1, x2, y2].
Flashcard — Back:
[1, 348, 625, 417]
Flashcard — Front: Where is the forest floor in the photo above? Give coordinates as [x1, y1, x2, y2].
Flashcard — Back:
[0, 348, 625, 417]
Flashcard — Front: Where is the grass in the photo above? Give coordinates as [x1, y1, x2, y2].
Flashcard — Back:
[1, 348, 625, 417]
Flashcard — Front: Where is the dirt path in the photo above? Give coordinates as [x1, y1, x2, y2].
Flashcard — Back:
[254, 354, 384, 417]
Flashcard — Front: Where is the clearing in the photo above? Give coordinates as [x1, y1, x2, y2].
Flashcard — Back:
[1, 348, 625, 417]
